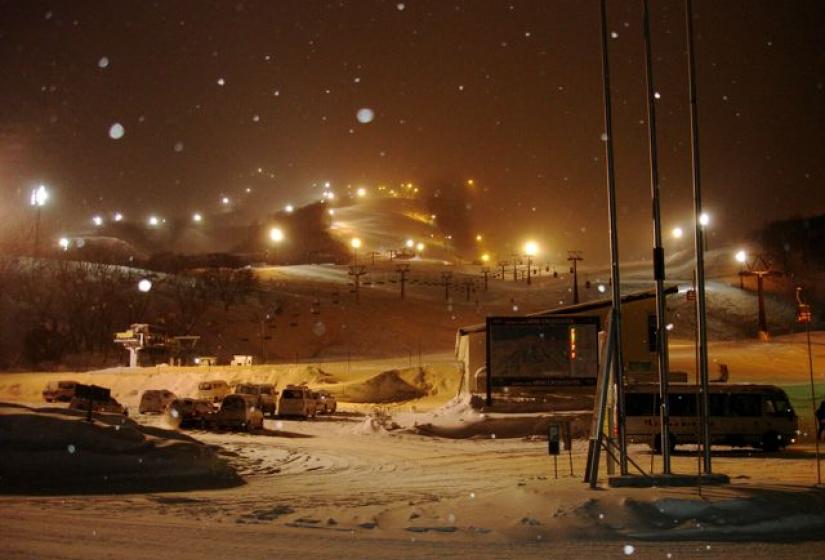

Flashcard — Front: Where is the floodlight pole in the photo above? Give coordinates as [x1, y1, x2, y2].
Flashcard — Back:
[567, 251, 583, 304]
[481, 267, 490, 291]
[643, 0, 672, 474]
[685, 0, 712, 474]
[599, 0, 628, 475]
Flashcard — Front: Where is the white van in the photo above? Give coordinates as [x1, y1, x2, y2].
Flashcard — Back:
[197, 380, 231, 403]
[278, 385, 317, 418]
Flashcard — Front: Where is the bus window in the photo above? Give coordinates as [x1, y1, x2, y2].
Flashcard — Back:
[730, 393, 761, 417]
[626, 393, 656, 416]
[668, 393, 697, 416]
[768, 395, 793, 416]
[709, 393, 727, 416]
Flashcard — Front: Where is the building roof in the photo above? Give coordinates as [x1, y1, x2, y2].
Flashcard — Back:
[456, 286, 679, 336]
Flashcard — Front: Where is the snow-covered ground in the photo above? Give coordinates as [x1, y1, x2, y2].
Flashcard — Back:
[3, 333, 825, 558]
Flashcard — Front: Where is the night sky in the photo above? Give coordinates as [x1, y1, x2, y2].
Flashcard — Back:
[1, 0, 823, 262]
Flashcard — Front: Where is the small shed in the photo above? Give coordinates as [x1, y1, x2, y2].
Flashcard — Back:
[455, 287, 679, 395]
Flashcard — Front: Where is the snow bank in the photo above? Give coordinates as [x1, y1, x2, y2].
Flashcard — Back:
[0, 403, 241, 494]
[337, 367, 430, 403]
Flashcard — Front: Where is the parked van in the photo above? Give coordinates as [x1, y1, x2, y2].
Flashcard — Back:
[278, 385, 317, 418]
[42, 380, 79, 402]
[198, 380, 231, 403]
[234, 383, 277, 417]
[625, 383, 798, 452]
[213, 394, 264, 432]
[139, 389, 177, 414]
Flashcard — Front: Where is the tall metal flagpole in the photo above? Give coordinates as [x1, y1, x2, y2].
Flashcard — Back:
[642, 0, 672, 474]
[598, 0, 628, 475]
[685, 0, 712, 474]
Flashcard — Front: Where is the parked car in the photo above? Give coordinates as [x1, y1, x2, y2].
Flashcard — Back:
[313, 390, 337, 415]
[69, 395, 129, 416]
[213, 394, 264, 432]
[278, 385, 317, 418]
[234, 383, 277, 417]
[166, 398, 215, 429]
[198, 380, 231, 403]
[42, 380, 79, 402]
[138, 389, 177, 414]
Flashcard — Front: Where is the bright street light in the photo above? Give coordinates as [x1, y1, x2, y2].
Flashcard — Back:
[476, 234, 483, 242]
[699, 212, 710, 227]
[405, 239, 414, 249]
[481, 253, 490, 263]
[269, 227, 284, 243]
[356, 187, 367, 198]
[735, 250, 747, 264]
[113, 212, 123, 222]
[192, 213, 203, 223]
[416, 242, 425, 253]
[148, 216, 160, 226]
[92, 215, 104, 227]
[285, 204, 294, 213]
[524, 240, 539, 256]
[137, 279, 153, 293]
[58, 237, 69, 250]
[351, 237, 362, 249]
[672, 226, 684, 239]
[221, 196, 230, 205]
[30, 185, 49, 207]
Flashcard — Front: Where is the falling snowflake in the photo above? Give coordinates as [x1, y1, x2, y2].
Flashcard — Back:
[67, 444, 76, 454]
[108, 123, 125, 140]
[217, 77, 226, 86]
[611, 31, 619, 39]
[396, 2, 405, 10]
[356, 108, 374, 123]
[252, 114, 260, 122]
[98, 56, 109, 68]
[174, 141, 184, 152]
[623, 544, 635, 555]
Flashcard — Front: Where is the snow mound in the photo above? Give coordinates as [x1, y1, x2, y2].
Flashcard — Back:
[337, 367, 431, 403]
[0, 403, 242, 494]
[401, 394, 591, 439]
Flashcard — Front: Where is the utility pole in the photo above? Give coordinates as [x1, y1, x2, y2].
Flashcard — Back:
[481, 267, 490, 292]
[441, 271, 453, 301]
[739, 253, 782, 340]
[497, 261, 507, 280]
[796, 288, 820, 485]
[348, 265, 367, 303]
[463, 279, 474, 302]
[396, 263, 410, 299]
[686, 0, 711, 475]
[643, 0, 672, 474]
[567, 251, 583, 304]
[598, 0, 628, 476]
[367, 251, 380, 266]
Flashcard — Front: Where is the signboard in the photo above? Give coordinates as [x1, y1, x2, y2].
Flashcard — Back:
[547, 423, 561, 455]
[485, 315, 600, 388]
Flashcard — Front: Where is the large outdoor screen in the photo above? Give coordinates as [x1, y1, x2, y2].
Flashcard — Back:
[486, 315, 600, 387]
